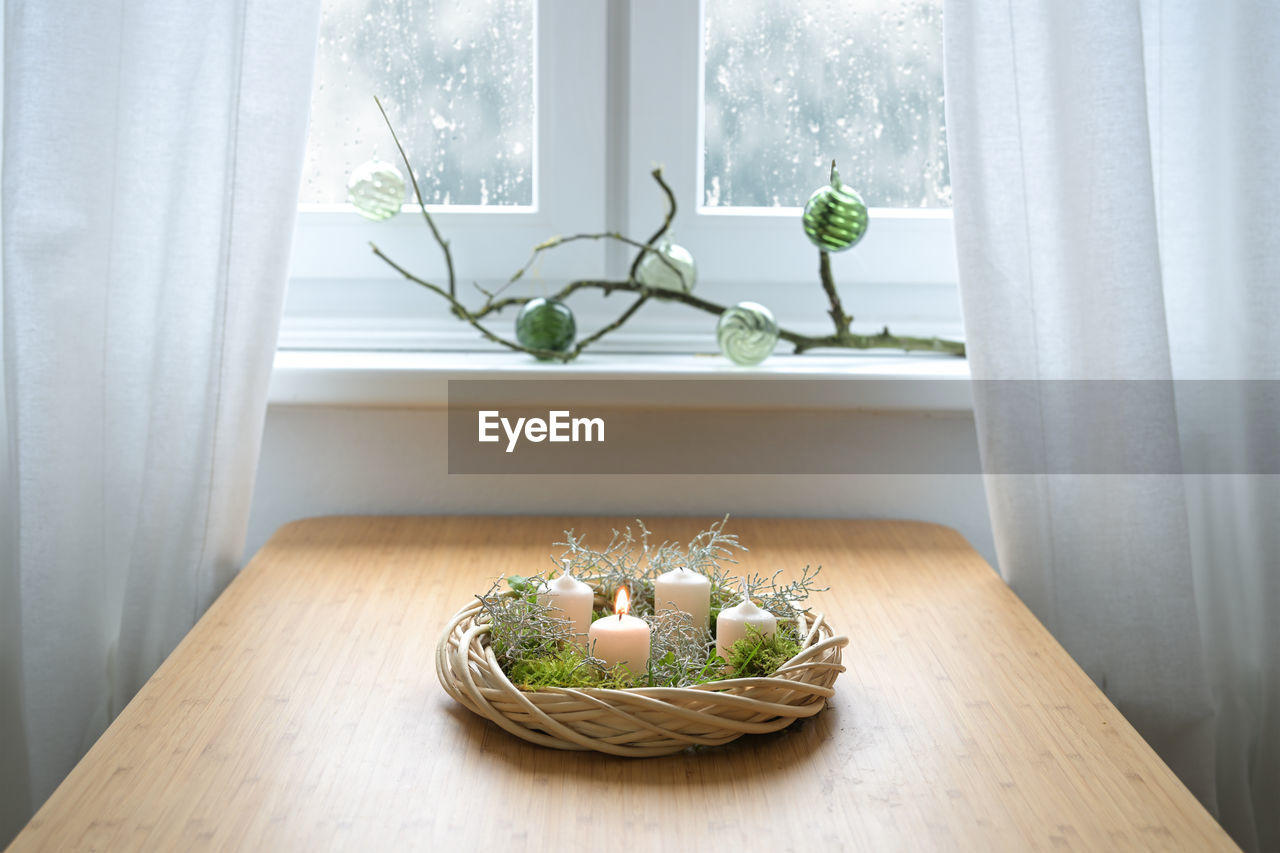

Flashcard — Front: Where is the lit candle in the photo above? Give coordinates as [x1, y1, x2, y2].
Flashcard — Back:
[537, 570, 594, 647]
[654, 566, 711, 630]
[715, 583, 777, 667]
[587, 587, 651, 676]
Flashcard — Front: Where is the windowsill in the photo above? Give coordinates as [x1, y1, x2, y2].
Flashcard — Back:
[268, 349, 974, 412]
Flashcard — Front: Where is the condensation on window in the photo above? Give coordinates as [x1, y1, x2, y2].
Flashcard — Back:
[300, 0, 534, 206]
[703, 0, 948, 209]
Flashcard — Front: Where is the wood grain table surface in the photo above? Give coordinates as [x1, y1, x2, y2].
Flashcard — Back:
[10, 516, 1236, 851]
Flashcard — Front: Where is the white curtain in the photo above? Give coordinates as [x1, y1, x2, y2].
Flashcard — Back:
[0, 0, 320, 843]
[945, 1, 1278, 850]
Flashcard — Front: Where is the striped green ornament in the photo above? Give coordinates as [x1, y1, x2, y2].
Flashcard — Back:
[802, 161, 868, 253]
[516, 297, 576, 357]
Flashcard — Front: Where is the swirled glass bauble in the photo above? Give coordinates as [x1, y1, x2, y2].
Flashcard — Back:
[717, 302, 779, 366]
[802, 166, 868, 252]
[346, 159, 406, 221]
[635, 236, 697, 293]
[516, 297, 576, 357]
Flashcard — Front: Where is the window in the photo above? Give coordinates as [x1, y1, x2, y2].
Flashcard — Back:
[701, 0, 948, 209]
[282, 0, 960, 354]
[301, 0, 536, 208]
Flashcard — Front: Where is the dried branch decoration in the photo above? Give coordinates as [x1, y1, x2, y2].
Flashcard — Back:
[369, 97, 965, 361]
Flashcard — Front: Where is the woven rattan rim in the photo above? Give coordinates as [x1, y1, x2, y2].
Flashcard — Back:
[436, 596, 849, 757]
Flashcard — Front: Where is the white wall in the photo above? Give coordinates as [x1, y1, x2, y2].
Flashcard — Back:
[244, 404, 998, 568]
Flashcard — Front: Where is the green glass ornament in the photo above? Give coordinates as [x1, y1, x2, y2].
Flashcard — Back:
[802, 161, 868, 252]
[635, 236, 697, 293]
[347, 159, 405, 221]
[717, 302, 779, 366]
[516, 297, 576, 356]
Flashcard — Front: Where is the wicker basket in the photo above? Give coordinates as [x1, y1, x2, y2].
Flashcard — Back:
[436, 596, 849, 757]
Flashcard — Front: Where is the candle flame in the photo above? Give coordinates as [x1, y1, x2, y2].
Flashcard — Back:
[614, 586, 631, 617]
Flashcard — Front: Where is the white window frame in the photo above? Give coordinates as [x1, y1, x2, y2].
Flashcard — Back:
[282, 1, 609, 350]
[279, 0, 962, 354]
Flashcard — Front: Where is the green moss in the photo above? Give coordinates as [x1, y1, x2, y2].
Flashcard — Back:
[502, 623, 803, 690]
[507, 645, 637, 690]
[724, 624, 803, 679]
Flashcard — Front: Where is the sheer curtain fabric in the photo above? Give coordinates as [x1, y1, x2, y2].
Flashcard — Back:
[0, 0, 320, 843]
[944, 1, 1279, 849]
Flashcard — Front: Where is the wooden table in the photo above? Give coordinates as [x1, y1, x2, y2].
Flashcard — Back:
[10, 517, 1236, 851]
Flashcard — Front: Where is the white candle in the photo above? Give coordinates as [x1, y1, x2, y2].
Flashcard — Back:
[587, 587, 650, 676]
[654, 566, 711, 630]
[715, 584, 778, 667]
[537, 570, 594, 647]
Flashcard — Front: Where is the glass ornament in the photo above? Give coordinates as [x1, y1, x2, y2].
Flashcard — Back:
[635, 236, 697, 293]
[516, 297, 576, 356]
[717, 302, 779, 366]
[346, 159, 406, 221]
[802, 163, 868, 252]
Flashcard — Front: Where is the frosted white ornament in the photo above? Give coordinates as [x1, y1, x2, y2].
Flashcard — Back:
[346, 159, 405, 221]
[717, 302, 779, 366]
[635, 236, 697, 293]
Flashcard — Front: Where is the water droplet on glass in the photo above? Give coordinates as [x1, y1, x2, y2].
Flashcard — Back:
[700, 0, 947, 208]
[300, 0, 535, 206]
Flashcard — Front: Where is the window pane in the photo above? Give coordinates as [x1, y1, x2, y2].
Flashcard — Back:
[702, 0, 948, 209]
[300, 0, 535, 206]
